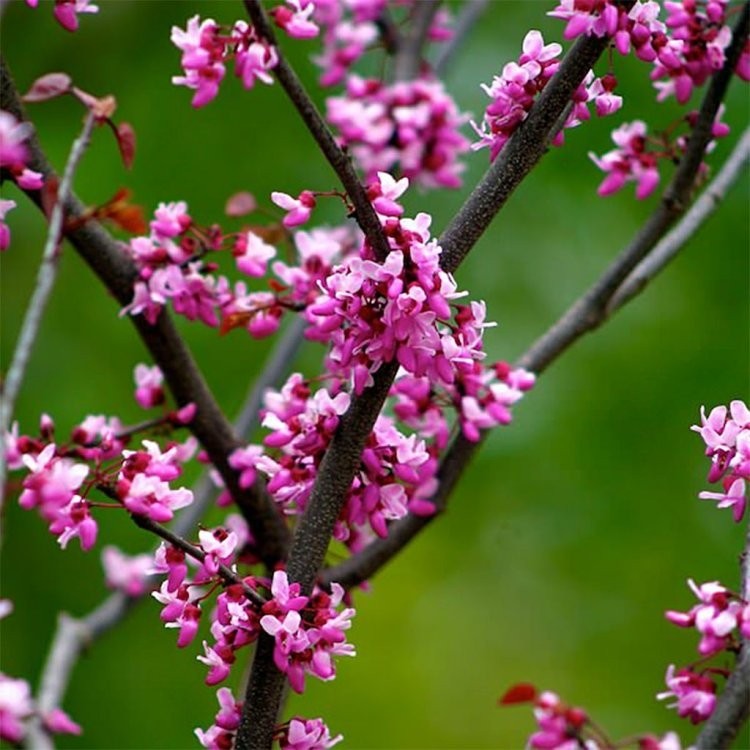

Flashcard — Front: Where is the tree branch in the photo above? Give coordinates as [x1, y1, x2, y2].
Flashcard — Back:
[0, 110, 96, 513]
[393, 0, 441, 81]
[242, 0, 391, 262]
[607, 125, 750, 314]
[318, 7, 750, 592]
[0, 57, 291, 568]
[518, 2, 749, 374]
[434, 0, 490, 77]
[438, 30, 613, 273]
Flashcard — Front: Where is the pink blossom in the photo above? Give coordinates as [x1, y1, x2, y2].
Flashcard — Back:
[272, 0, 319, 40]
[0, 110, 33, 171]
[50, 497, 98, 550]
[118, 472, 193, 522]
[0, 198, 16, 251]
[589, 120, 660, 199]
[150, 201, 192, 240]
[171, 16, 226, 107]
[195, 687, 242, 749]
[326, 77, 469, 189]
[272, 190, 317, 227]
[548, 0, 622, 40]
[16, 168, 44, 190]
[133, 363, 165, 409]
[153, 581, 202, 647]
[150, 543, 189, 592]
[197, 528, 239, 576]
[229, 444, 264, 488]
[279, 717, 343, 750]
[0, 674, 33, 743]
[52, 0, 99, 32]
[101, 545, 153, 596]
[234, 230, 276, 277]
[657, 665, 716, 723]
[42, 707, 82, 735]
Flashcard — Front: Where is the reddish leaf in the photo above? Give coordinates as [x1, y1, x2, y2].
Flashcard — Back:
[225, 191, 257, 217]
[220, 311, 252, 335]
[499, 683, 537, 705]
[23, 73, 72, 102]
[115, 122, 136, 170]
[96, 188, 147, 234]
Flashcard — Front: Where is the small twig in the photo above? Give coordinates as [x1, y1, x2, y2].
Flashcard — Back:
[434, 0, 490, 76]
[242, 0, 391, 263]
[129, 513, 266, 608]
[393, 0, 442, 81]
[694, 510, 750, 749]
[0, 111, 96, 512]
[607, 126, 750, 313]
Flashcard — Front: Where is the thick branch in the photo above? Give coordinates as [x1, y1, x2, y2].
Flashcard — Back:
[438, 31, 613, 273]
[0, 58, 290, 567]
[242, 0, 391, 262]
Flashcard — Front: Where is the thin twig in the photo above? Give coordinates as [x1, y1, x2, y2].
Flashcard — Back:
[0, 57, 291, 568]
[129, 513, 266, 607]
[434, 0, 490, 76]
[393, 0, 442, 81]
[242, 0, 391, 263]
[607, 126, 750, 313]
[319, 8, 750, 592]
[0, 111, 96, 512]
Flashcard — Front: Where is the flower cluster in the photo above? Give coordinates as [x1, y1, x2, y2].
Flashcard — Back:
[326, 75, 470, 188]
[310, 0, 452, 87]
[472, 30, 621, 162]
[24, 0, 99, 33]
[692, 399, 749, 522]
[0, 602, 81, 744]
[171, 15, 278, 107]
[500, 683, 684, 750]
[658, 578, 749, 724]
[655, 400, 750, 726]
[259, 571, 356, 694]
[194, 685, 342, 750]
[588, 108, 729, 199]
[7, 386, 196, 549]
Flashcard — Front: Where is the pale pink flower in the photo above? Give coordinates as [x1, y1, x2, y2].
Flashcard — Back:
[102, 545, 153, 596]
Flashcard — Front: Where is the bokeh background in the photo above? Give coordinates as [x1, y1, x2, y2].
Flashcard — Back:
[1, 1, 748, 748]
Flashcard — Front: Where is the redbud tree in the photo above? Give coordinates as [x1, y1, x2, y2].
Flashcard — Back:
[0, 1, 748, 748]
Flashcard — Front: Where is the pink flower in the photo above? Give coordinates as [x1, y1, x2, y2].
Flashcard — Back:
[699, 477, 746, 522]
[589, 120, 660, 199]
[118, 472, 193, 522]
[272, 190, 317, 227]
[133, 363, 165, 409]
[195, 687, 242, 749]
[0, 674, 33, 743]
[233, 230, 276, 277]
[0, 110, 33, 171]
[51, 0, 99, 32]
[657, 665, 716, 724]
[171, 16, 226, 108]
[279, 717, 343, 750]
[42, 707, 82, 735]
[152, 581, 202, 647]
[0, 199, 16, 251]
[102, 545, 153, 596]
[271, 0, 319, 40]
[150, 201, 191, 240]
[229, 444, 264, 488]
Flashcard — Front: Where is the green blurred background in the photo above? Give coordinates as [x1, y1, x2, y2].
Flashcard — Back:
[1, 1, 748, 748]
